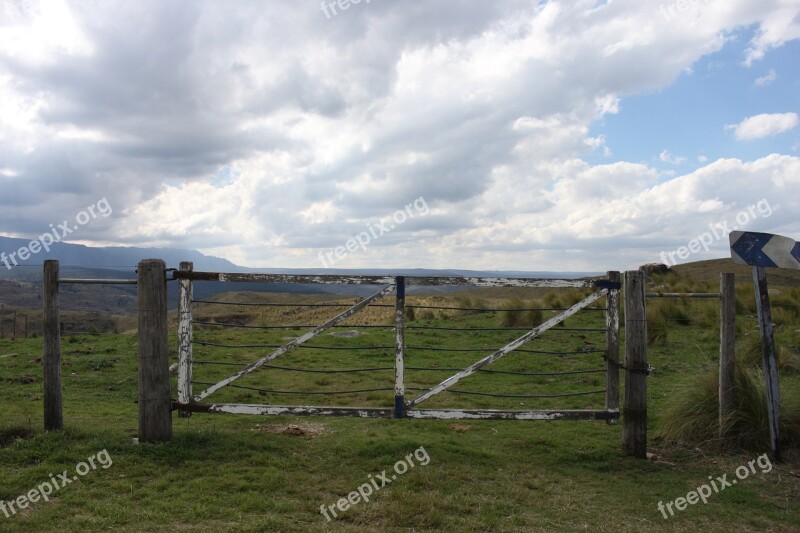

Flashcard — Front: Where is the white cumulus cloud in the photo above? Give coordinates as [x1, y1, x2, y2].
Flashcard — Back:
[660, 149, 687, 165]
[727, 113, 799, 140]
[755, 68, 777, 87]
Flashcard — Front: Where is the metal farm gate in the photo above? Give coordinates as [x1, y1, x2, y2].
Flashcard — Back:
[172, 265, 623, 422]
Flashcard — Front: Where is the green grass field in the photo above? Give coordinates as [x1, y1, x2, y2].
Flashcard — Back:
[1, 273, 799, 532]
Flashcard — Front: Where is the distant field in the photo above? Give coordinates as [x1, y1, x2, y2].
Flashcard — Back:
[1, 268, 799, 531]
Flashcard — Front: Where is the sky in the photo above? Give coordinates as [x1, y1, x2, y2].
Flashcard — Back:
[0, 0, 799, 272]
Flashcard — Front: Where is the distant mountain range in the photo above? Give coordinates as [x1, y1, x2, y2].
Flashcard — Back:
[0, 236, 600, 279]
[0, 236, 239, 272]
[0, 238, 603, 310]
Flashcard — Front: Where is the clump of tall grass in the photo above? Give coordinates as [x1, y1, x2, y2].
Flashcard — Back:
[646, 305, 667, 346]
[723, 367, 800, 450]
[543, 291, 561, 309]
[562, 289, 590, 307]
[455, 294, 487, 315]
[738, 332, 800, 372]
[499, 297, 543, 328]
[771, 306, 798, 327]
[417, 309, 436, 321]
[735, 285, 757, 314]
[647, 299, 692, 329]
[657, 365, 800, 450]
[693, 300, 719, 329]
[657, 367, 718, 447]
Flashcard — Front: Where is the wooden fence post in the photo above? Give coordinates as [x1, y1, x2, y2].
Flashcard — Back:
[12, 310, 16, 341]
[394, 276, 406, 418]
[753, 266, 781, 461]
[43, 260, 63, 431]
[177, 261, 194, 418]
[605, 271, 621, 421]
[622, 270, 648, 458]
[138, 259, 172, 442]
[719, 273, 736, 436]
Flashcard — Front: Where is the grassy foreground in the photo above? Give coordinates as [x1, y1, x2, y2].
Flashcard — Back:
[1, 281, 799, 532]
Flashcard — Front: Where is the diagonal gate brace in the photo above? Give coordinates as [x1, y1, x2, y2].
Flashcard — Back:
[407, 289, 608, 409]
[193, 284, 395, 402]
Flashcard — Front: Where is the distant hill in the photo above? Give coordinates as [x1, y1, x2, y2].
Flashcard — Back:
[673, 258, 800, 287]
[0, 236, 239, 272]
[255, 267, 601, 278]
[0, 240, 605, 311]
[0, 237, 601, 279]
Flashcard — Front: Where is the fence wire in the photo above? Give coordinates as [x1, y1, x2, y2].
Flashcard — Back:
[186, 288, 611, 408]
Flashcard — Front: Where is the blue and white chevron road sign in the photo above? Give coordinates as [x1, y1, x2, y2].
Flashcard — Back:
[730, 231, 800, 270]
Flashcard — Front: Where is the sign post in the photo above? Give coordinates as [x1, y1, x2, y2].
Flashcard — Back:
[729, 231, 800, 462]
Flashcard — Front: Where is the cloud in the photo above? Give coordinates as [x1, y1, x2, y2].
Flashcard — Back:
[727, 113, 800, 140]
[744, 5, 800, 66]
[659, 149, 687, 165]
[0, 0, 798, 270]
[755, 68, 777, 87]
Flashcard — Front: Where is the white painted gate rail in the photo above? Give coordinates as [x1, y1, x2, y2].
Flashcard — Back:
[173, 264, 622, 422]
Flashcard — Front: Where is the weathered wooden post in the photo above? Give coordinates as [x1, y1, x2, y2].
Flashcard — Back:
[177, 261, 193, 418]
[719, 273, 736, 435]
[43, 260, 63, 431]
[394, 276, 406, 419]
[622, 270, 648, 458]
[137, 259, 172, 442]
[729, 231, 798, 462]
[753, 266, 781, 461]
[12, 310, 16, 341]
[605, 271, 621, 422]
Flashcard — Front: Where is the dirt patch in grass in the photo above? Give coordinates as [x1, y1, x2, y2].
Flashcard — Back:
[2, 375, 38, 384]
[0, 427, 35, 447]
[252, 423, 327, 439]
